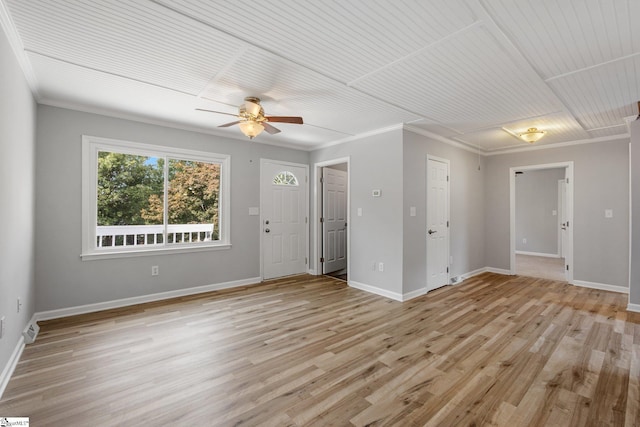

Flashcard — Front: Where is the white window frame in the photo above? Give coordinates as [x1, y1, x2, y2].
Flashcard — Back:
[81, 135, 231, 260]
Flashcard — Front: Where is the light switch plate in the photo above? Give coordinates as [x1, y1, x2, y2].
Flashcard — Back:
[605, 209, 613, 218]
[249, 207, 259, 216]
[410, 207, 416, 217]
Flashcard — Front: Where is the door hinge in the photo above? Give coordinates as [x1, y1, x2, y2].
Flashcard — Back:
[320, 177, 324, 183]
[320, 257, 325, 263]
[566, 221, 569, 227]
[446, 267, 449, 273]
[447, 220, 449, 227]
[305, 257, 308, 265]
[320, 217, 324, 223]
[305, 217, 308, 224]
[566, 178, 569, 184]
[447, 175, 449, 182]
[566, 265, 569, 271]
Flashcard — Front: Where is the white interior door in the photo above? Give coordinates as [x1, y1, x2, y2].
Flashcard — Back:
[322, 167, 347, 274]
[558, 179, 567, 258]
[261, 161, 307, 280]
[426, 157, 450, 291]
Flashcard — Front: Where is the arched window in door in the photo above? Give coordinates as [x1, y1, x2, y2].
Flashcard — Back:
[273, 171, 299, 186]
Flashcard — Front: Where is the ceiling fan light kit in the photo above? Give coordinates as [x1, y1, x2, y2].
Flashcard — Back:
[518, 127, 546, 143]
[238, 120, 265, 139]
[198, 97, 304, 139]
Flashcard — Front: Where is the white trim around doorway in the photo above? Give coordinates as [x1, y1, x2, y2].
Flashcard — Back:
[509, 161, 574, 282]
[313, 157, 350, 280]
[259, 158, 310, 281]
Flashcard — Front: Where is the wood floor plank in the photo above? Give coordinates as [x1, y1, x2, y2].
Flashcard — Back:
[0, 272, 638, 426]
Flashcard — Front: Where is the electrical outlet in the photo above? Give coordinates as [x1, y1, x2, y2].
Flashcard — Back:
[151, 265, 159, 276]
[378, 262, 384, 272]
[0, 316, 5, 339]
[522, 238, 527, 244]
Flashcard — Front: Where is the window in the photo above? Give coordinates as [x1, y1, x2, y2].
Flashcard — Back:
[82, 136, 230, 259]
[273, 171, 299, 186]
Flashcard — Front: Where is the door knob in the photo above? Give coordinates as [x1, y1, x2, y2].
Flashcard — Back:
[265, 220, 270, 225]
[265, 228, 270, 233]
[428, 229, 437, 235]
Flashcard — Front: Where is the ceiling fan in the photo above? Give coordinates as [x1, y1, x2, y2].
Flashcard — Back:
[197, 97, 303, 139]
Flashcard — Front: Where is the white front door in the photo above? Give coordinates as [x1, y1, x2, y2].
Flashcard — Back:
[426, 157, 450, 291]
[322, 167, 347, 274]
[261, 160, 307, 280]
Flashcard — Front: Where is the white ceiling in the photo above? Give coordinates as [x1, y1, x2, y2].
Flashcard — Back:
[1, 0, 638, 152]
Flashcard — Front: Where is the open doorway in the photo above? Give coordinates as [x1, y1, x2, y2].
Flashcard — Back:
[314, 158, 349, 282]
[510, 162, 574, 282]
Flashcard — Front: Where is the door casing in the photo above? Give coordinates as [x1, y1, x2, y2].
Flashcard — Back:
[510, 162, 574, 282]
[322, 166, 348, 274]
[426, 155, 450, 291]
[313, 157, 350, 278]
[260, 159, 309, 280]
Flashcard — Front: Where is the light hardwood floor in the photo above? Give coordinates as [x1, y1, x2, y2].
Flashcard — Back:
[0, 273, 638, 426]
[516, 254, 566, 282]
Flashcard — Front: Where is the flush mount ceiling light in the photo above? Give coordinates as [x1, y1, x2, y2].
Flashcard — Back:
[519, 127, 546, 143]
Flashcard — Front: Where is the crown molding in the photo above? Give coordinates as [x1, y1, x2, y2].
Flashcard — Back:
[484, 133, 630, 156]
[0, 0, 40, 99]
[37, 98, 632, 156]
[38, 98, 315, 152]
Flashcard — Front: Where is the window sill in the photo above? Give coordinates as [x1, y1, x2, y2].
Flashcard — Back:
[81, 243, 232, 261]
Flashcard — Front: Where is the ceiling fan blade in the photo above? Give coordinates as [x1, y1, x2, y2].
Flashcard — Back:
[263, 122, 281, 134]
[218, 120, 241, 128]
[265, 116, 304, 124]
[196, 108, 238, 117]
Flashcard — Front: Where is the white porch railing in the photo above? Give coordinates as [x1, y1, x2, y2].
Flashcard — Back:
[96, 224, 215, 248]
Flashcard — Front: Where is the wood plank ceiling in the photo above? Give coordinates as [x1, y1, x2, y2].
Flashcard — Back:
[2, 0, 639, 152]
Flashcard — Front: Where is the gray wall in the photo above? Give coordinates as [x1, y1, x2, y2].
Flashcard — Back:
[402, 130, 486, 293]
[630, 120, 640, 305]
[0, 28, 37, 374]
[308, 128, 486, 296]
[35, 106, 308, 311]
[309, 129, 404, 295]
[485, 139, 630, 288]
[515, 168, 565, 255]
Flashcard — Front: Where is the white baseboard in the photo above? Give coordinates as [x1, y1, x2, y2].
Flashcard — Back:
[515, 251, 560, 258]
[572, 280, 629, 294]
[0, 335, 25, 400]
[307, 268, 318, 276]
[484, 267, 512, 275]
[35, 276, 261, 322]
[0, 312, 37, 400]
[454, 268, 489, 283]
[627, 303, 640, 313]
[349, 280, 403, 302]
[402, 288, 427, 301]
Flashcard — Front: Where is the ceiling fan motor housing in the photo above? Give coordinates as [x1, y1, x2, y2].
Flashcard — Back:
[240, 97, 265, 121]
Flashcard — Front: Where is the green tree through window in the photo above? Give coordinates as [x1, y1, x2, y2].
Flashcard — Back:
[96, 151, 222, 245]
[97, 152, 164, 226]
